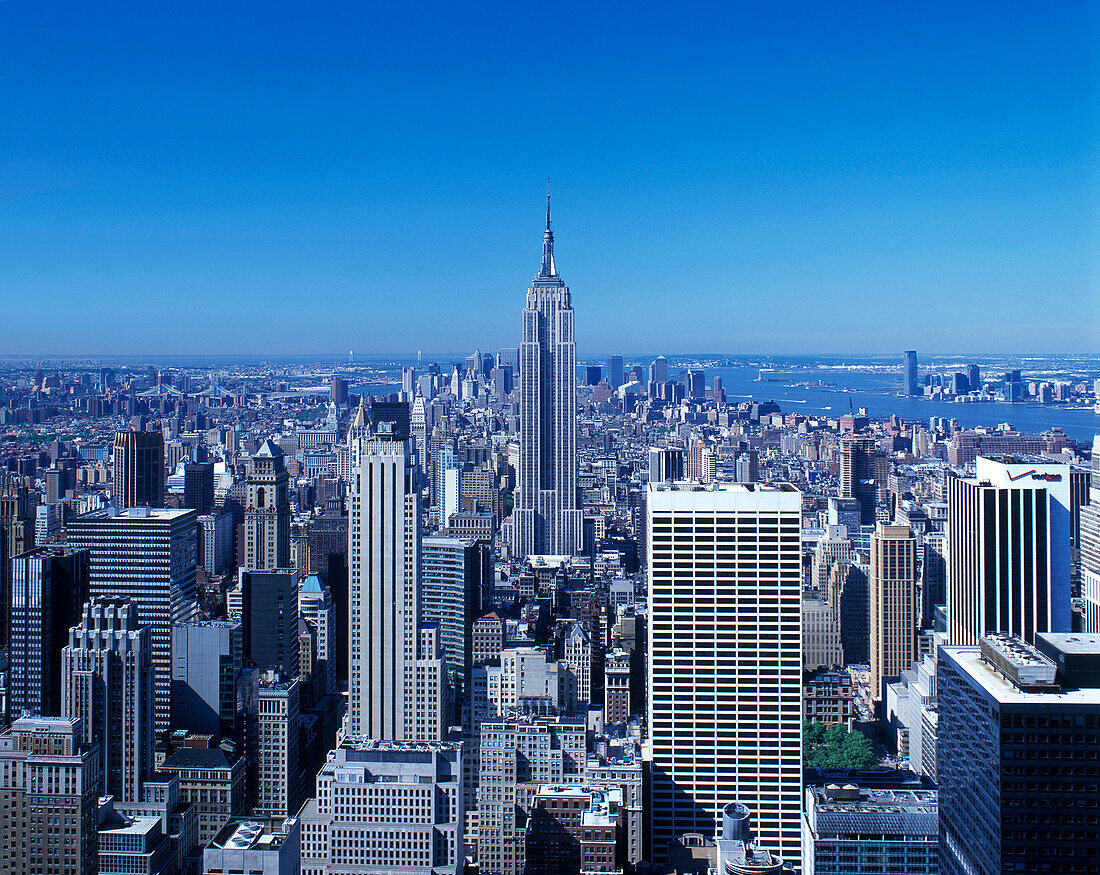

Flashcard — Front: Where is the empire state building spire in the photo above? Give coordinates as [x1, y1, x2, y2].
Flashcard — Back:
[538, 180, 557, 279]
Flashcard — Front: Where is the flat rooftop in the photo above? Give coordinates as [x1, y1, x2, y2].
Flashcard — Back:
[650, 481, 800, 493]
[210, 820, 289, 851]
[942, 646, 1100, 705]
[808, 787, 937, 814]
[1037, 633, 1100, 654]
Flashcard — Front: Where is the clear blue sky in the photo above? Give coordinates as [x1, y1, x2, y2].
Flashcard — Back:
[1, 1, 1096, 356]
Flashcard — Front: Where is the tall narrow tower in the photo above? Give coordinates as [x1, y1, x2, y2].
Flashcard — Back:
[513, 191, 581, 558]
[244, 440, 290, 571]
[346, 402, 446, 742]
[111, 429, 165, 509]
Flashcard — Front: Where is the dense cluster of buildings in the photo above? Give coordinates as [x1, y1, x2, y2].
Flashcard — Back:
[0, 209, 1098, 873]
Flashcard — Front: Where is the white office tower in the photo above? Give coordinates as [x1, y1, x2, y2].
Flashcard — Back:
[947, 455, 1072, 645]
[647, 482, 803, 867]
[1079, 437, 1100, 632]
[513, 195, 582, 558]
[299, 740, 463, 875]
[437, 440, 460, 531]
[347, 406, 446, 742]
[61, 598, 154, 802]
[67, 506, 198, 733]
[411, 394, 428, 475]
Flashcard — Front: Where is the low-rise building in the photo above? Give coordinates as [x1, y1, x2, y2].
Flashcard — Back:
[802, 669, 854, 727]
[525, 785, 623, 875]
[299, 739, 462, 875]
[802, 784, 938, 875]
[161, 746, 248, 846]
[204, 817, 300, 875]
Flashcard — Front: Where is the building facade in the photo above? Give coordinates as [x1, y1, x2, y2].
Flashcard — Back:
[299, 740, 463, 875]
[112, 429, 165, 509]
[8, 544, 89, 718]
[938, 634, 1100, 874]
[422, 536, 485, 713]
[0, 716, 101, 875]
[946, 456, 1072, 646]
[802, 784, 938, 875]
[347, 410, 446, 742]
[61, 598, 154, 802]
[170, 619, 243, 736]
[68, 506, 198, 732]
[255, 673, 302, 818]
[647, 482, 803, 866]
[870, 523, 917, 702]
[244, 440, 291, 571]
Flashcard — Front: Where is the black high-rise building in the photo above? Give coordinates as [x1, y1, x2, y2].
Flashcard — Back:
[840, 435, 878, 525]
[367, 400, 410, 441]
[240, 569, 300, 679]
[939, 634, 1100, 874]
[9, 545, 90, 717]
[183, 461, 215, 516]
[606, 355, 624, 389]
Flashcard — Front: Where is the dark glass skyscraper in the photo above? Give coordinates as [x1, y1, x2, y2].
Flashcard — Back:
[938, 634, 1100, 874]
[903, 350, 919, 396]
[111, 429, 165, 509]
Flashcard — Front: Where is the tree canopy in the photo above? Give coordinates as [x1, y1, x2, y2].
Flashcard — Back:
[803, 720, 879, 769]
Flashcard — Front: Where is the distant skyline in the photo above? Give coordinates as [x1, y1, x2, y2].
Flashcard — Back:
[1, 2, 1096, 354]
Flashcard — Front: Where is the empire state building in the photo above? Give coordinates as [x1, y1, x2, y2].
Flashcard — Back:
[513, 195, 582, 558]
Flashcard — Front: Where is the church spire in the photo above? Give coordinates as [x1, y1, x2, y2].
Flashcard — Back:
[538, 179, 557, 278]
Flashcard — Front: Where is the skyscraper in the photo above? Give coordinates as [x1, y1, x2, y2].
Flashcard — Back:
[648, 447, 685, 484]
[347, 403, 446, 742]
[1, 474, 37, 651]
[68, 506, 198, 732]
[255, 673, 302, 818]
[183, 460, 215, 515]
[111, 429, 165, 509]
[903, 350, 919, 396]
[647, 481, 803, 866]
[244, 440, 290, 571]
[171, 619, 243, 736]
[422, 536, 485, 712]
[869, 523, 917, 702]
[607, 354, 624, 389]
[240, 569, 300, 678]
[1080, 438, 1100, 632]
[8, 544, 89, 718]
[946, 455, 1072, 645]
[513, 194, 582, 558]
[938, 634, 1100, 873]
[0, 716, 101, 875]
[299, 573, 339, 698]
[61, 598, 155, 802]
[839, 435, 878, 525]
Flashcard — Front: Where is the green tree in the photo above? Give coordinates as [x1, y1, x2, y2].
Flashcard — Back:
[803, 721, 879, 769]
